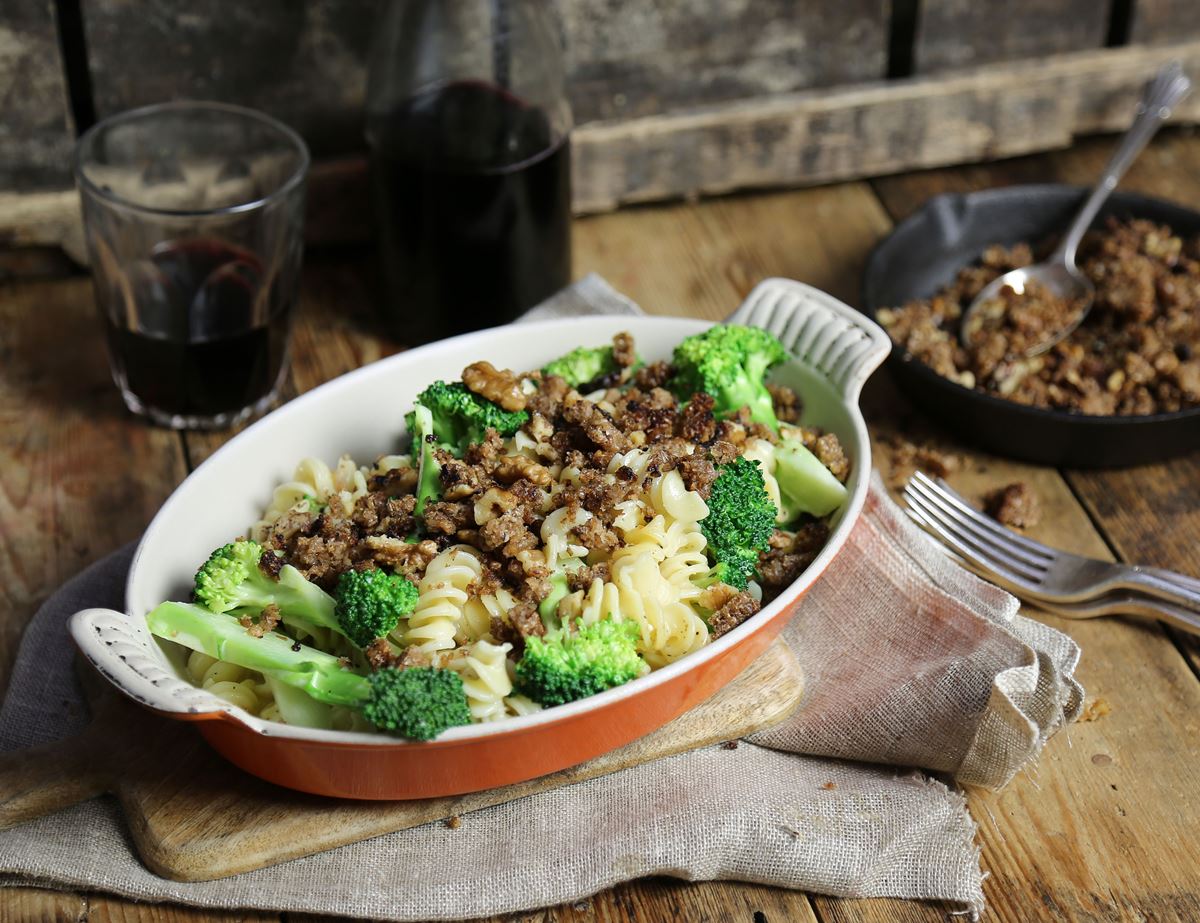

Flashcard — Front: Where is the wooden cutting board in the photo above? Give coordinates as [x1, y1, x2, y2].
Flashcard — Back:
[0, 641, 803, 882]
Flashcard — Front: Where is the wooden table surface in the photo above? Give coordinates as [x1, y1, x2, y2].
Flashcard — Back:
[2, 131, 1199, 923]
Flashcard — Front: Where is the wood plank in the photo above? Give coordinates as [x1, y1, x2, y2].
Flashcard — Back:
[0, 0, 75, 190]
[0, 887, 86, 922]
[82, 1, 372, 159]
[85, 895, 277, 922]
[571, 39, 1200, 212]
[914, 0, 1110, 74]
[1130, 0, 1200, 45]
[561, 0, 887, 122]
[573, 181, 895, 313]
[870, 127, 1200, 222]
[294, 878, 821, 923]
[79, 0, 886, 145]
[0, 276, 187, 699]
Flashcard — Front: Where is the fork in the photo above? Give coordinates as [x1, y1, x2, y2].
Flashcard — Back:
[901, 472, 1200, 631]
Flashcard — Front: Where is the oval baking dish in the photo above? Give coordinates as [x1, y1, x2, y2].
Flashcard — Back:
[70, 278, 889, 800]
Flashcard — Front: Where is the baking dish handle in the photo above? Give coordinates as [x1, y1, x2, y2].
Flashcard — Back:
[725, 278, 891, 401]
[70, 607, 227, 719]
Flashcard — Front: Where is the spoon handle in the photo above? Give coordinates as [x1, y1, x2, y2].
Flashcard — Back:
[1054, 61, 1191, 266]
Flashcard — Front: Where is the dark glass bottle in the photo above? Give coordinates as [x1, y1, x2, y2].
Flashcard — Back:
[366, 0, 572, 343]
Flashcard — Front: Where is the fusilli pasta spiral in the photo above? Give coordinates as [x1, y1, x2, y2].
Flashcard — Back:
[401, 545, 482, 653]
[447, 639, 514, 722]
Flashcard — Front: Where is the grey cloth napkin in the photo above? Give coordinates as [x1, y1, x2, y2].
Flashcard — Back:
[0, 274, 1082, 920]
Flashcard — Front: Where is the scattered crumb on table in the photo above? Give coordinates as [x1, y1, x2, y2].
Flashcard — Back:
[984, 481, 1041, 529]
[880, 433, 961, 488]
[1079, 698, 1112, 723]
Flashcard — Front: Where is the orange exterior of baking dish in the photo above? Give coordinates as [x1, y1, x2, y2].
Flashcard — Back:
[175, 583, 810, 800]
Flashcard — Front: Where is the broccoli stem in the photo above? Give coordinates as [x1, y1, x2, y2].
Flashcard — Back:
[412, 402, 441, 519]
[148, 601, 370, 707]
[538, 558, 584, 631]
[774, 440, 848, 521]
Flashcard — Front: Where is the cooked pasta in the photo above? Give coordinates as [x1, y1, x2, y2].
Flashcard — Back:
[187, 651, 274, 715]
[401, 545, 482, 653]
[252, 454, 369, 540]
[459, 588, 519, 644]
[447, 639, 514, 722]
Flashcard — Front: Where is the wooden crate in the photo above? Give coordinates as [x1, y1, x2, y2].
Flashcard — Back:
[4, 0, 1200, 257]
[0, 0, 74, 190]
[914, 0, 1112, 73]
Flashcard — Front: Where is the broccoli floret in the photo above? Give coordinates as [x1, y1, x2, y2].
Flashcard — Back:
[691, 562, 732, 590]
[406, 380, 528, 457]
[670, 325, 787, 430]
[194, 540, 336, 630]
[195, 540, 414, 650]
[361, 667, 472, 740]
[543, 345, 622, 390]
[147, 602, 471, 739]
[516, 617, 645, 707]
[333, 568, 419, 647]
[699, 457, 777, 590]
[774, 439, 848, 524]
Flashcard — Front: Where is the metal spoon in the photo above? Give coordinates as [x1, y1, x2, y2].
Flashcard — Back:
[960, 62, 1191, 356]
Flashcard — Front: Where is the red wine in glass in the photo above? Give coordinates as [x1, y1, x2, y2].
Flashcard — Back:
[369, 80, 571, 342]
[103, 238, 292, 420]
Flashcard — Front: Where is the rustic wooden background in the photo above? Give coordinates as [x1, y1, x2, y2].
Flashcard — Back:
[5, 0, 1200, 242]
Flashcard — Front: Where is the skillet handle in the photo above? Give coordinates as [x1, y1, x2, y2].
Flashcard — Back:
[70, 607, 227, 720]
[726, 278, 891, 401]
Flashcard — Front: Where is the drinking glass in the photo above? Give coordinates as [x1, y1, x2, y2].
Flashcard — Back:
[75, 101, 309, 430]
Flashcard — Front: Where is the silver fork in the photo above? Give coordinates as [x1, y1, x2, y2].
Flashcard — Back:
[901, 472, 1200, 632]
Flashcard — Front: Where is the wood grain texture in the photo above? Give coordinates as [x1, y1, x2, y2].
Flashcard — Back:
[561, 0, 887, 122]
[0, 277, 186, 701]
[1130, 0, 1200, 44]
[85, 896, 277, 922]
[77, 0, 886, 146]
[0, 887, 86, 922]
[0, 0, 75, 189]
[83, 0, 374, 158]
[914, 0, 1111, 73]
[572, 40, 1200, 212]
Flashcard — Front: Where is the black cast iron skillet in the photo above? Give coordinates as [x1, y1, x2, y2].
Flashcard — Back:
[862, 184, 1200, 468]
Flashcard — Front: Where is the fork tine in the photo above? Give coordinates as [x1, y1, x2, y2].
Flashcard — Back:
[906, 475, 1051, 573]
[912, 472, 1055, 561]
[902, 485, 1043, 585]
[905, 504, 1029, 592]
[904, 504, 973, 568]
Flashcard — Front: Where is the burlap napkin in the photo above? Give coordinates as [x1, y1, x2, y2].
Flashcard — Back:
[0, 275, 1082, 920]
